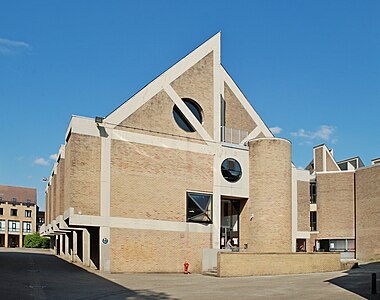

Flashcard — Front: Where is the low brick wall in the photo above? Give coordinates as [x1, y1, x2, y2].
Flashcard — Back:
[218, 252, 342, 277]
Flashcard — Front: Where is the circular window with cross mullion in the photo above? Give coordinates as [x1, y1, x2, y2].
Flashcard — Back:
[173, 98, 203, 132]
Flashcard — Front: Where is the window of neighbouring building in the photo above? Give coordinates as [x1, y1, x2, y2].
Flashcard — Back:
[8, 220, 20, 232]
[221, 158, 242, 183]
[310, 211, 317, 231]
[0, 220, 5, 231]
[10, 209, 17, 216]
[25, 210, 32, 218]
[23, 222, 32, 233]
[186, 192, 212, 223]
[173, 98, 203, 132]
[0, 208, 3, 215]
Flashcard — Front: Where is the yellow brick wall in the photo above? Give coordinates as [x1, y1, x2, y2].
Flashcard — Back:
[110, 228, 211, 273]
[110, 140, 213, 220]
[57, 158, 65, 216]
[316, 172, 354, 238]
[246, 138, 292, 253]
[224, 84, 257, 133]
[314, 147, 323, 172]
[117, 90, 204, 143]
[218, 252, 342, 277]
[64, 133, 101, 216]
[356, 165, 380, 261]
[326, 152, 339, 171]
[170, 52, 214, 139]
[297, 180, 310, 232]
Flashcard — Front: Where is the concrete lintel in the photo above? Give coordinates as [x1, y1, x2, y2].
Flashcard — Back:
[69, 214, 212, 233]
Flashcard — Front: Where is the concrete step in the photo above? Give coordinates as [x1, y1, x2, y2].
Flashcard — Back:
[203, 268, 218, 277]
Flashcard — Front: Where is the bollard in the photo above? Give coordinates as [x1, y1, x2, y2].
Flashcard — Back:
[372, 273, 377, 295]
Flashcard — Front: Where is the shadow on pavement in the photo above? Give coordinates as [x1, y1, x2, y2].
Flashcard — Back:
[326, 262, 380, 300]
[0, 250, 176, 300]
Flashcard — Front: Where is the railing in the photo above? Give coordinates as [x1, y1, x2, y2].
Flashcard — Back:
[8, 228, 20, 232]
[221, 126, 248, 144]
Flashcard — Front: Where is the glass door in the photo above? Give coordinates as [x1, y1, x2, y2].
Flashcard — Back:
[220, 199, 240, 248]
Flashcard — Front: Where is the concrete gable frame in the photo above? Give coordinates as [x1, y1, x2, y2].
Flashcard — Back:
[105, 33, 221, 145]
[221, 67, 273, 145]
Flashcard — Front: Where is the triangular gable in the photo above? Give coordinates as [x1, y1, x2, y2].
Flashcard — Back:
[221, 67, 273, 145]
[313, 144, 340, 172]
[105, 33, 221, 145]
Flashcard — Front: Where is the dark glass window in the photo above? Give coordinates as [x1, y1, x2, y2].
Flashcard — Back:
[0, 208, 3, 215]
[186, 192, 212, 223]
[338, 162, 347, 171]
[11, 209, 17, 217]
[221, 158, 242, 183]
[173, 98, 203, 132]
[310, 211, 317, 231]
[310, 181, 317, 204]
[25, 210, 32, 218]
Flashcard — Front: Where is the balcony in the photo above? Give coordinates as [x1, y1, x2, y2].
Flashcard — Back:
[221, 126, 248, 145]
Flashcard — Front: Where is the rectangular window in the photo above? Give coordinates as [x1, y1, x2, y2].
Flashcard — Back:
[23, 222, 32, 233]
[310, 211, 317, 231]
[0, 220, 5, 231]
[186, 192, 212, 224]
[11, 209, 17, 216]
[25, 210, 32, 218]
[0, 208, 3, 215]
[310, 181, 317, 204]
[8, 220, 20, 232]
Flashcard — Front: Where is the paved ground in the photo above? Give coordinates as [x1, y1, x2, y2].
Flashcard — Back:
[0, 248, 379, 299]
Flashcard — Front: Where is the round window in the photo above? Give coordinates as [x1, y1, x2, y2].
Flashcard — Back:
[173, 98, 203, 132]
[221, 158, 242, 183]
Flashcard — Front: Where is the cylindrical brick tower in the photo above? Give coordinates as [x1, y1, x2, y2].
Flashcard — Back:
[247, 137, 292, 253]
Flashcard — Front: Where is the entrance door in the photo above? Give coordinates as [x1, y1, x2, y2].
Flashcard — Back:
[220, 199, 240, 248]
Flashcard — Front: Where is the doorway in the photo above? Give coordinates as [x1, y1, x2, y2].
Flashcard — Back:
[8, 235, 19, 248]
[220, 198, 240, 249]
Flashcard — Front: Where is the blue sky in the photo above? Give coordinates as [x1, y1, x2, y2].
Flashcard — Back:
[1, 1, 379, 209]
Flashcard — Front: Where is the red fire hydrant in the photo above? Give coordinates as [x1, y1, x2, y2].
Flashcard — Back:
[184, 262, 190, 274]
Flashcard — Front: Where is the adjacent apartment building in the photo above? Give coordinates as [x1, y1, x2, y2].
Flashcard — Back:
[0, 185, 37, 247]
[40, 34, 380, 273]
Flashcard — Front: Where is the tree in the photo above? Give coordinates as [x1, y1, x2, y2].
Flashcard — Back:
[24, 233, 50, 248]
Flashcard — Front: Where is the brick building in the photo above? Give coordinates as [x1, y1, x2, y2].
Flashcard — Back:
[40, 34, 380, 273]
[0, 185, 37, 247]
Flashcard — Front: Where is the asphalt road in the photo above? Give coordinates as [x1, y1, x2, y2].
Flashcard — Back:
[0, 248, 379, 299]
[0, 248, 133, 299]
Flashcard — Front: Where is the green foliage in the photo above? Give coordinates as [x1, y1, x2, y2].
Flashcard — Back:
[24, 233, 50, 249]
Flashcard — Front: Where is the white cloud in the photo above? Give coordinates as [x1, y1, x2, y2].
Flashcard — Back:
[291, 125, 335, 141]
[270, 126, 282, 134]
[33, 157, 49, 166]
[0, 37, 30, 54]
[49, 154, 58, 160]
